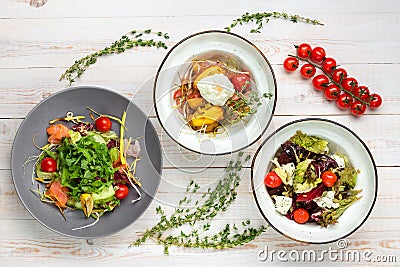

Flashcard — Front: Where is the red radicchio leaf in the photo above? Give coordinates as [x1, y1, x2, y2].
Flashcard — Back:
[113, 169, 130, 184]
[296, 183, 326, 202]
[310, 155, 338, 177]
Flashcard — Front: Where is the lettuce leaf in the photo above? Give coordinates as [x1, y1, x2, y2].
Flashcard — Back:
[289, 131, 329, 154]
[293, 159, 322, 193]
[337, 167, 360, 189]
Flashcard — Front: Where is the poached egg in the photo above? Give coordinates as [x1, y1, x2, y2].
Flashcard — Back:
[196, 73, 235, 106]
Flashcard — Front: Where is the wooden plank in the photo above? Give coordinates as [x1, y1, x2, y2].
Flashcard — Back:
[2, 115, 399, 170]
[0, 213, 398, 264]
[0, 64, 398, 119]
[2, 162, 400, 262]
[0, 14, 399, 69]
[2, 0, 399, 19]
[2, 167, 399, 220]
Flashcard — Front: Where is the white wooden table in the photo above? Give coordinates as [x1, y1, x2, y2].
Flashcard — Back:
[1, 0, 399, 266]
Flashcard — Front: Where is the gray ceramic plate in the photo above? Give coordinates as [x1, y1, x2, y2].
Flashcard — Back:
[11, 86, 162, 239]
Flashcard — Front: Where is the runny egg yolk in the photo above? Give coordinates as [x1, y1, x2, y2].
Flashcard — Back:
[196, 74, 235, 106]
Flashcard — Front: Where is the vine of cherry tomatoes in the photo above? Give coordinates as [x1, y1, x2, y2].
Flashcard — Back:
[283, 44, 382, 116]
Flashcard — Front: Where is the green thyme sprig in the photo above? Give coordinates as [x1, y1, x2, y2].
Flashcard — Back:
[131, 152, 267, 254]
[59, 29, 170, 85]
[226, 91, 273, 119]
[157, 223, 267, 254]
[225, 12, 323, 33]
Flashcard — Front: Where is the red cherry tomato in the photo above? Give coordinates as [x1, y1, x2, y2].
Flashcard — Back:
[296, 43, 312, 59]
[95, 117, 112, 133]
[264, 171, 283, 188]
[293, 208, 309, 224]
[229, 73, 251, 92]
[321, 171, 338, 187]
[352, 86, 370, 101]
[310, 47, 326, 63]
[41, 157, 57, 172]
[173, 89, 183, 99]
[369, 93, 382, 109]
[341, 77, 358, 92]
[351, 101, 367, 116]
[332, 68, 348, 83]
[312, 74, 330, 91]
[283, 57, 299, 72]
[300, 64, 316, 79]
[324, 84, 341, 101]
[115, 184, 129, 200]
[336, 93, 353, 110]
[322, 57, 337, 74]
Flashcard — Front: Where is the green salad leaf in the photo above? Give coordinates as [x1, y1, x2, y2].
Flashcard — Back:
[57, 135, 118, 200]
[337, 167, 360, 189]
[293, 159, 312, 184]
[289, 130, 328, 154]
[319, 193, 362, 226]
[293, 159, 322, 193]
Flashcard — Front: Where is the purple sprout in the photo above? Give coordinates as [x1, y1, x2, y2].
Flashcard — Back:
[71, 122, 94, 136]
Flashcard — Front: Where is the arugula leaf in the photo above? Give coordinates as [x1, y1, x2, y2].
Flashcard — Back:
[57, 135, 118, 200]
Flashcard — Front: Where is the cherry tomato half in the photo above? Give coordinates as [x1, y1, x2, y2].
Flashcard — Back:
[296, 43, 312, 59]
[264, 171, 283, 188]
[283, 57, 299, 72]
[352, 86, 370, 102]
[300, 64, 316, 79]
[321, 171, 338, 187]
[322, 57, 337, 74]
[341, 77, 358, 92]
[336, 93, 353, 110]
[230, 73, 251, 92]
[310, 47, 326, 63]
[293, 208, 309, 224]
[41, 157, 57, 172]
[351, 101, 367, 116]
[324, 84, 341, 101]
[369, 93, 382, 109]
[95, 117, 112, 133]
[332, 68, 348, 83]
[173, 88, 183, 99]
[115, 184, 129, 200]
[312, 74, 330, 91]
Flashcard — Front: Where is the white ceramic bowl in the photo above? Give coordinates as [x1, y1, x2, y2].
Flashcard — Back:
[251, 118, 377, 243]
[153, 30, 277, 155]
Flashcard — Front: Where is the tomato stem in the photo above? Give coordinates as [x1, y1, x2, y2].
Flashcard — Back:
[288, 54, 370, 105]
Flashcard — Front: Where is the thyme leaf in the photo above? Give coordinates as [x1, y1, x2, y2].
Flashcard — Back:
[59, 30, 169, 85]
[130, 153, 267, 253]
[225, 12, 323, 33]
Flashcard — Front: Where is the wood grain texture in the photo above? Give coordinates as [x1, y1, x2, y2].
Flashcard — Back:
[1, 0, 400, 266]
[0, 65, 399, 119]
[2, 115, 399, 170]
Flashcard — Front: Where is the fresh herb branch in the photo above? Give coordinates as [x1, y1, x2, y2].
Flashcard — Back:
[225, 12, 323, 33]
[59, 29, 170, 85]
[130, 152, 267, 254]
[288, 54, 370, 105]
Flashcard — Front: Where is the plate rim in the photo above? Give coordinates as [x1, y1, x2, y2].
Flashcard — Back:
[250, 117, 378, 244]
[10, 85, 163, 239]
[153, 29, 278, 156]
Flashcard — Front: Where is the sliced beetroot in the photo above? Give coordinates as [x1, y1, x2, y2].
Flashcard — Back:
[267, 183, 285, 196]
